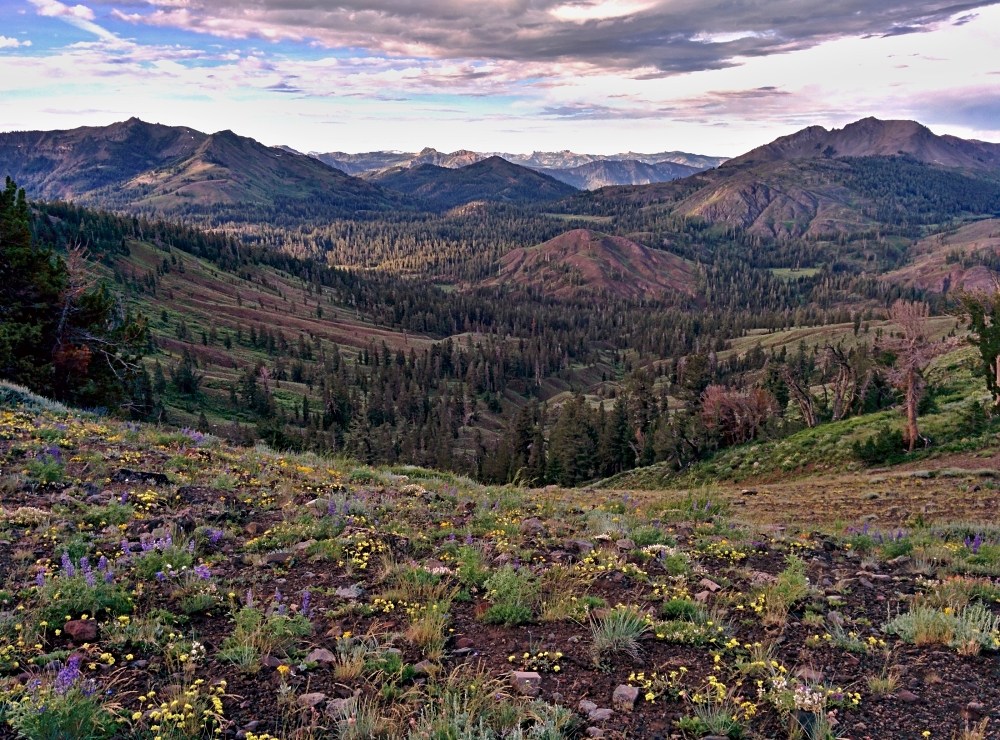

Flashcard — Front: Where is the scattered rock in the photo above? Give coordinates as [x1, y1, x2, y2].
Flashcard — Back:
[305, 648, 336, 665]
[694, 590, 712, 603]
[519, 518, 546, 535]
[297, 692, 327, 709]
[413, 660, 436, 677]
[578, 699, 598, 713]
[64, 619, 97, 642]
[587, 708, 614, 722]
[455, 637, 474, 649]
[510, 671, 541, 697]
[896, 689, 921, 704]
[335, 584, 364, 600]
[585, 728, 605, 738]
[612, 684, 639, 711]
[966, 701, 986, 718]
[698, 578, 722, 592]
[113, 468, 170, 485]
[264, 551, 294, 565]
[741, 488, 758, 496]
[615, 538, 636, 551]
[244, 522, 263, 536]
[565, 539, 594, 555]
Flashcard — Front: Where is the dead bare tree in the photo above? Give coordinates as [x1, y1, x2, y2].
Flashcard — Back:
[781, 365, 818, 428]
[886, 300, 933, 451]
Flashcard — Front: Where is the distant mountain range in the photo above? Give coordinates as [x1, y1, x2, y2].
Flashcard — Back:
[307, 146, 725, 188]
[2, 116, 999, 251]
[576, 118, 1000, 240]
[0, 118, 399, 222]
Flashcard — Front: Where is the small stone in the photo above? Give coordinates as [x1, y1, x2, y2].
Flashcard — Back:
[244, 522, 263, 536]
[741, 488, 758, 496]
[698, 578, 721, 592]
[966, 701, 986, 717]
[455, 637, 474, 649]
[297, 692, 327, 709]
[520, 518, 546, 535]
[64, 619, 97, 642]
[511, 671, 542, 697]
[612, 684, 639, 711]
[694, 590, 712, 603]
[305, 648, 336, 664]
[413, 660, 436, 677]
[896, 689, 921, 704]
[578, 699, 598, 713]
[585, 728, 606, 738]
[264, 551, 294, 565]
[587, 708, 613, 722]
[826, 611, 844, 627]
[615, 538, 636, 551]
[335, 584, 364, 600]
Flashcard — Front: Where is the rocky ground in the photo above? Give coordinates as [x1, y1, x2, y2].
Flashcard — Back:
[1, 403, 999, 739]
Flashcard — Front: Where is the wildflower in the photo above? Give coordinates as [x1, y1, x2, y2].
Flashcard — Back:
[54, 655, 82, 695]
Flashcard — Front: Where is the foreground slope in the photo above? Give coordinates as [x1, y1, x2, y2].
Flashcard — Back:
[1, 390, 999, 739]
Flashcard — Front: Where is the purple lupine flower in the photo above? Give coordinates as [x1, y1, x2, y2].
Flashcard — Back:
[85, 570, 96, 587]
[970, 533, 983, 554]
[35, 571, 45, 588]
[193, 565, 211, 580]
[119, 492, 129, 504]
[60, 551, 74, 577]
[120, 540, 132, 556]
[97, 556, 108, 572]
[155, 571, 166, 582]
[208, 529, 224, 545]
[79, 557, 90, 575]
[54, 656, 82, 695]
[104, 571, 114, 584]
[245, 589, 254, 608]
[300, 590, 311, 617]
[46, 446, 62, 463]
[187, 540, 195, 554]
[464, 534, 474, 545]
[273, 589, 283, 604]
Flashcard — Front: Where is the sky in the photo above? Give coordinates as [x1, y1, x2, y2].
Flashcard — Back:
[0, 0, 998, 156]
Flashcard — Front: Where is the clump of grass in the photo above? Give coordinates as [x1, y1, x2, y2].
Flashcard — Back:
[482, 566, 538, 626]
[757, 555, 811, 627]
[590, 605, 650, 669]
[218, 598, 312, 672]
[883, 603, 1000, 655]
[866, 663, 902, 697]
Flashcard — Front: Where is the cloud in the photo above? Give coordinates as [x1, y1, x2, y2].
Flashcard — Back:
[0, 36, 32, 48]
[94, 0, 1000, 74]
[30, 0, 96, 21]
[29, 0, 128, 47]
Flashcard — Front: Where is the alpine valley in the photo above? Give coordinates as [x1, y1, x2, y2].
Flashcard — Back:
[4, 112, 1000, 740]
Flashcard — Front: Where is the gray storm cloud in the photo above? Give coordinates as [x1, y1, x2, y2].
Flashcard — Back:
[100, 0, 998, 74]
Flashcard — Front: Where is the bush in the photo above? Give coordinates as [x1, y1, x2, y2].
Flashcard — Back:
[852, 425, 907, 466]
[483, 566, 537, 625]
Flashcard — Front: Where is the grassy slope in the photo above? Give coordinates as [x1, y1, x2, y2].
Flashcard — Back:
[2, 385, 1000, 739]
[604, 324, 996, 490]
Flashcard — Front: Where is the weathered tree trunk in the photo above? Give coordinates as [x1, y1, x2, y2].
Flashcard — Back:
[905, 368, 919, 451]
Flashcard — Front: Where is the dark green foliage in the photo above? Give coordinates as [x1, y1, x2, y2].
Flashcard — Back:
[0, 177, 149, 411]
[852, 425, 907, 466]
[960, 291, 1000, 407]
